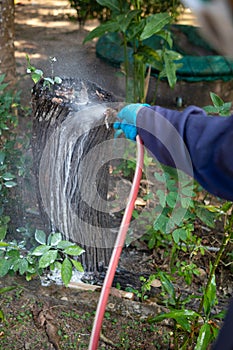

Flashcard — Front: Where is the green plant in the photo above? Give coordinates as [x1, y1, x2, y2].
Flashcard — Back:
[175, 260, 200, 286]
[68, 0, 111, 26]
[0, 74, 20, 245]
[0, 230, 84, 286]
[126, 273, 158, 301]
[147, 201, 233, 349]
[203, 92, 232, 116]
[84, 0, 182, 102]
[148, 271, 219, 350]
[141, 167, 214, 263]
[26, 55, 62, 88]
[68, 0, 184, 26]
[0, 285, 16, 321]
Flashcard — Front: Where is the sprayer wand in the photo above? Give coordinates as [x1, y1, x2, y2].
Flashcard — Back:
[88, 135, 144, 350]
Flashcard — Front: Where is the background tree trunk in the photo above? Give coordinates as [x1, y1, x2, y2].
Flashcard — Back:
[31, 78, 118, 273]
[0, 0, 16, 85]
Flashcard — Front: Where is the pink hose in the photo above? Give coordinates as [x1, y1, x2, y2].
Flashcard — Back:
[88, 135, 144, 350]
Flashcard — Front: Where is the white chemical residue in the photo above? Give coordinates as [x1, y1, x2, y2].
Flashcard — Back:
[40, 268, 85, 287]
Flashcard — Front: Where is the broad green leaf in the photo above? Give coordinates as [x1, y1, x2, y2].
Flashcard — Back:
[12, 258, 20, 272]
[170, 207, 187, 226]
[200, 204, 221, 213]
[4, 181, 17, 188]
[43, 77, 54, 85]
[19, 259, 29, 275]
[31, 72, 42, 84]
[0, 286, 16, 294]
[0, 225, 7, 241]
[172, 228, 187, 244]
[54, 261, 62, 270]
[221, 102, 232, 111]
[126, 20, 145, 42]
[46, 233, 52, 245]
[97, 0, 121, 12]
[25, 273, 33, 281]
[195, 207, 215, 228]
[210, 92, 224, 108]
[164, 49, 182, 61]
[219, 102, 232, 116]
[166, 191, 177, 207]
[0, 83, 8, 91]
[71, 259, 84, 272]
[204, 274, 217, 316]
[181, 185, 194, 197]
[2, 172, 14, 181]
[0, 124, 9, 132]
[26, 265, 36, 274]
[135, 45, 161, 64]
[156, 189, 166, 207]
[0, 216, 9, 225]
[54, 76, 62, 84]
[35, 229, 46, 244]
[151, 309, 199, 323]
[50, 232, 62, 246]
[64, 245, 85, 256]
[6, 249, 20, 258]
[174, 316, 191, 332]
[39, 250, 58, 268]
[221, 202, 233, 213]
[0, 242, 9, 247]
[164, 54, 177, 89]
[0, 258, 11, 277]
[194, 323, 212, 350]
[203, 105, 218, 115]
[31, 245, 51, 256]
[158, 271, 176, 303]
[57, 240, 75, 249]
[153, 214, 169, 232]
[140, 13, 171, 41]
[34, 69, 43, 76]
[154, 172, 166, 183]
[61, 257, 72, 287]
[179, 228, 187, 242]
[0, 74, 6, 84]
[157, 29, 173, 48]
[116, 10, 141, 34]
[83, 21, 120, 43]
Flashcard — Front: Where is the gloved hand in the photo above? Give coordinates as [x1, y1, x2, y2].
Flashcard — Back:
[114, 103, 150, 140]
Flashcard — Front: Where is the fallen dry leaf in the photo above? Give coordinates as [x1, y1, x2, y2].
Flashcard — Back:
[32, 303, 61, 350]
[46, 321, 61, 350]
[150, 279, 162, 288]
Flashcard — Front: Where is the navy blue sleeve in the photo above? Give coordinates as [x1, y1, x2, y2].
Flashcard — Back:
[136, 105, 233, 201]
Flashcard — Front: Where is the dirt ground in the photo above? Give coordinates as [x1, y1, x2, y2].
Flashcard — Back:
[0, 1, 233, 349]
[14, 0, 125, 106]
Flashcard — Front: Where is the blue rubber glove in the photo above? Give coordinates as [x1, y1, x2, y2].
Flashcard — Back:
[114, 104, 150, 140]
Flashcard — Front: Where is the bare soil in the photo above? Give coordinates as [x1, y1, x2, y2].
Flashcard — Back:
[0, 1, 233, 349]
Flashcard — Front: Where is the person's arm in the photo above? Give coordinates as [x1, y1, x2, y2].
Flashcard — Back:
[136, 105, 233, 201]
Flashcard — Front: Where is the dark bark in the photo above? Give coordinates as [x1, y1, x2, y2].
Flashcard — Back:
[0, 0, 15, 85]
[31, 78, 118, 272]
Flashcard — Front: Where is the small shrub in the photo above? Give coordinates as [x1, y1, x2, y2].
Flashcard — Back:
[0, 230, 84, 287]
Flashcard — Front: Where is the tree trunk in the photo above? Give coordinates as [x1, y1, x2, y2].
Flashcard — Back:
[31, 78, 118, 273]
[0, 0, 15, 85]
